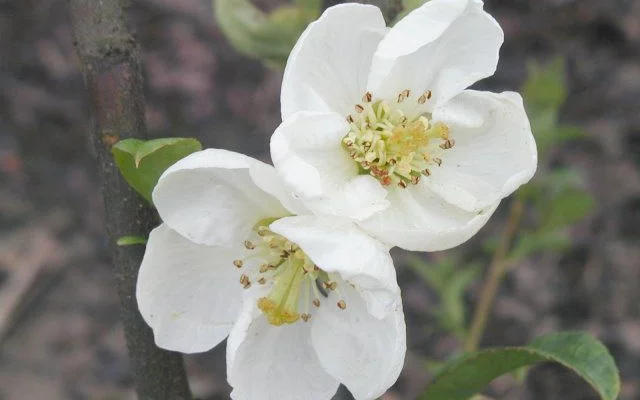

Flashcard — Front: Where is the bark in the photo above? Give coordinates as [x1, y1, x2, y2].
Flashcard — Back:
[66, 1, 192, 399]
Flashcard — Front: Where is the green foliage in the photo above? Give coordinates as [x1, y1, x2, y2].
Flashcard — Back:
[112, 137, 202, 204]
[421, 332, 620, 400]
[408, 257, 480, 339]
[116, 236, 148, 246]
[214, 0, 320, 69]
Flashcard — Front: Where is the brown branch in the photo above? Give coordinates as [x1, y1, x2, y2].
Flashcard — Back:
[66, 1, 192, 398]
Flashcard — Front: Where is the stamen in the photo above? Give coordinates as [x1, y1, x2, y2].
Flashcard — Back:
[337, 300, 347, 310]
[233, 259, 243, 268]
[355, 104, 364, 113]
[397, 89, 410, 103]
[362, 91, 372, 103]
[244, 240, 255, 250]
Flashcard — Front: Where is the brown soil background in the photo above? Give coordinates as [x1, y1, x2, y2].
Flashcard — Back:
[0, 0, 639, 399]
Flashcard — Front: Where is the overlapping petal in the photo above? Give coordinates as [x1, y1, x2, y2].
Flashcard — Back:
[271, 111, 389, 220]
[368, 0, 503, 111]
[281, 4, 387, 118]
[227, 302, 340, 400]
[136, 224, 244, 353]
[269, 215, 398, 318]
[311, 284, 405, 400]
[429, 90, 537, 211]
[153, 149, 297, 247]
[359, 183, 499, 251]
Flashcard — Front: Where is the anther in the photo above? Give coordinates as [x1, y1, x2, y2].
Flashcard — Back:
[433, 157, 442, 166]
[239, 274, 251, 289]
[426, 90, 432, 99]
[233, 260, 243, 268]
[301, 314, 311, 322]
[397, 89, 410, 103]
[362, 91, 372, 103]
[346, 115, 354, 123]
[398, 180, 408, 188]
[337, 300, 347, 310]
[323, 281, 337, 291]
[418, 93, 427, 104]
[440, 139, 455, 149]
[312, 299, 321, 307]
[355, 104, 364, 113]
[411, 175, 420, 185]
[423, 168, 431, 176]
[258, 277, 266, 285]
[259, 263, 270, 273]
[244, 240, 255, 250]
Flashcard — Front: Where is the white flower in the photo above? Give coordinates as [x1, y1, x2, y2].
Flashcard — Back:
[136, 149, 406, 400]
[271, 0, 538, 252]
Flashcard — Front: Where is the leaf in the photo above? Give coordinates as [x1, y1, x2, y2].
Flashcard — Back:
[522, 57, 567, 112]
[421, 332, 620, 400]
[540, 188, 595, 232]
[116, 236, 147, 246]
[214, 0, 318, 68]
[508, 231, 572, 262]
[112, 137, 202, 204]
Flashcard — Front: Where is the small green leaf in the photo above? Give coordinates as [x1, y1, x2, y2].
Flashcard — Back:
[112, 137, 202, 204]
[421, 332, 620, 400]
[541, 188, 595, 232]
[117, 236, 147, 246]
[522, 57, 567, 112]
[214, 0, 318, 68]
[508, 231, 572, 261]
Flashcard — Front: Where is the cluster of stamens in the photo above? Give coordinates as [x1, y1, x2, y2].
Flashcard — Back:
[343, 89, 455, 187]
[232, 221, 347, 326]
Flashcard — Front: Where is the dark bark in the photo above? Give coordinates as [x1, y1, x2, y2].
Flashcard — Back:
[66, 1, 192, 399]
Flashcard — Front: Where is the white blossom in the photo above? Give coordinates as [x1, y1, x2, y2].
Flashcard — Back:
[271, 0, 538, 251]
[136, 149, 406, 400]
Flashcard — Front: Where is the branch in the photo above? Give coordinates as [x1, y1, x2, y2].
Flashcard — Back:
[464, 199, 525, 352]
[66, 1, 192, 398]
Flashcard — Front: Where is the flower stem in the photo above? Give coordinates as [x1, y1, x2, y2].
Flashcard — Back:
[464, 199, 525, 353]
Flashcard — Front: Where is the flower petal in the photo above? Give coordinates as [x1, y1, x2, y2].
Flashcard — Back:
[153, 149, 294, 247]
[269, 215, 399, 318]
[428, 90, 537, 211]
[271, 111, 389, 220]
[311, 285, 406, 400]
[281, 3, 387, 118]
[136, 224, 244, 353]
[227, 304, 339, 400]
[359, 183, 500, 251]
[368, 0, 503, 110]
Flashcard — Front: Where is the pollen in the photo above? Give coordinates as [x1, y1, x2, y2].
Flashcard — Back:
[342, 90, 455, 188]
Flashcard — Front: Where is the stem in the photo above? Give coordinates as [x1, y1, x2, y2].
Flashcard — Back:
[464, 199, 525, 353]
[66, 1, 192, 398]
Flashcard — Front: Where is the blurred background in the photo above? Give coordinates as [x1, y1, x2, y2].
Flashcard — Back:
[0, 0, 638, 399]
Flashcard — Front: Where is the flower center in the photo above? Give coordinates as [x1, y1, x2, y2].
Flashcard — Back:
[342, 90, 455, 188]
[233, 220, 346, 326]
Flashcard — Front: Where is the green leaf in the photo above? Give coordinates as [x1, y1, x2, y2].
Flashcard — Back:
[407, 257, 480, 337]
[116, 236, 147, 246]
[214, 0, 318, 68]
[508, 231, 572, 261]
[421, 332, 620, 400]
[541, 188, 595, 232]
[522, 57, 567, 112]
[112, 137, 202, 204]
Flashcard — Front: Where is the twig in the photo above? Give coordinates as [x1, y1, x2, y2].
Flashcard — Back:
[66, 1, 192, 398]
[0, 232, 55, 343]
[464, 199, 525, 352]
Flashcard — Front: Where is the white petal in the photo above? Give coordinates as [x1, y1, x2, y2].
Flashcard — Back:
[271, 112, 389, 220]
[269, 215, 399, 318]
[368, 0, 503, 110]
[428, 90, 537, 211]
[312, 285, 406, 400]
[359, 183, 500, 251]
[281, 4, 387, 118]
[136, 224, 244, 353]
[153, 149, 293, 247]
[227, 305, 339, 400]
